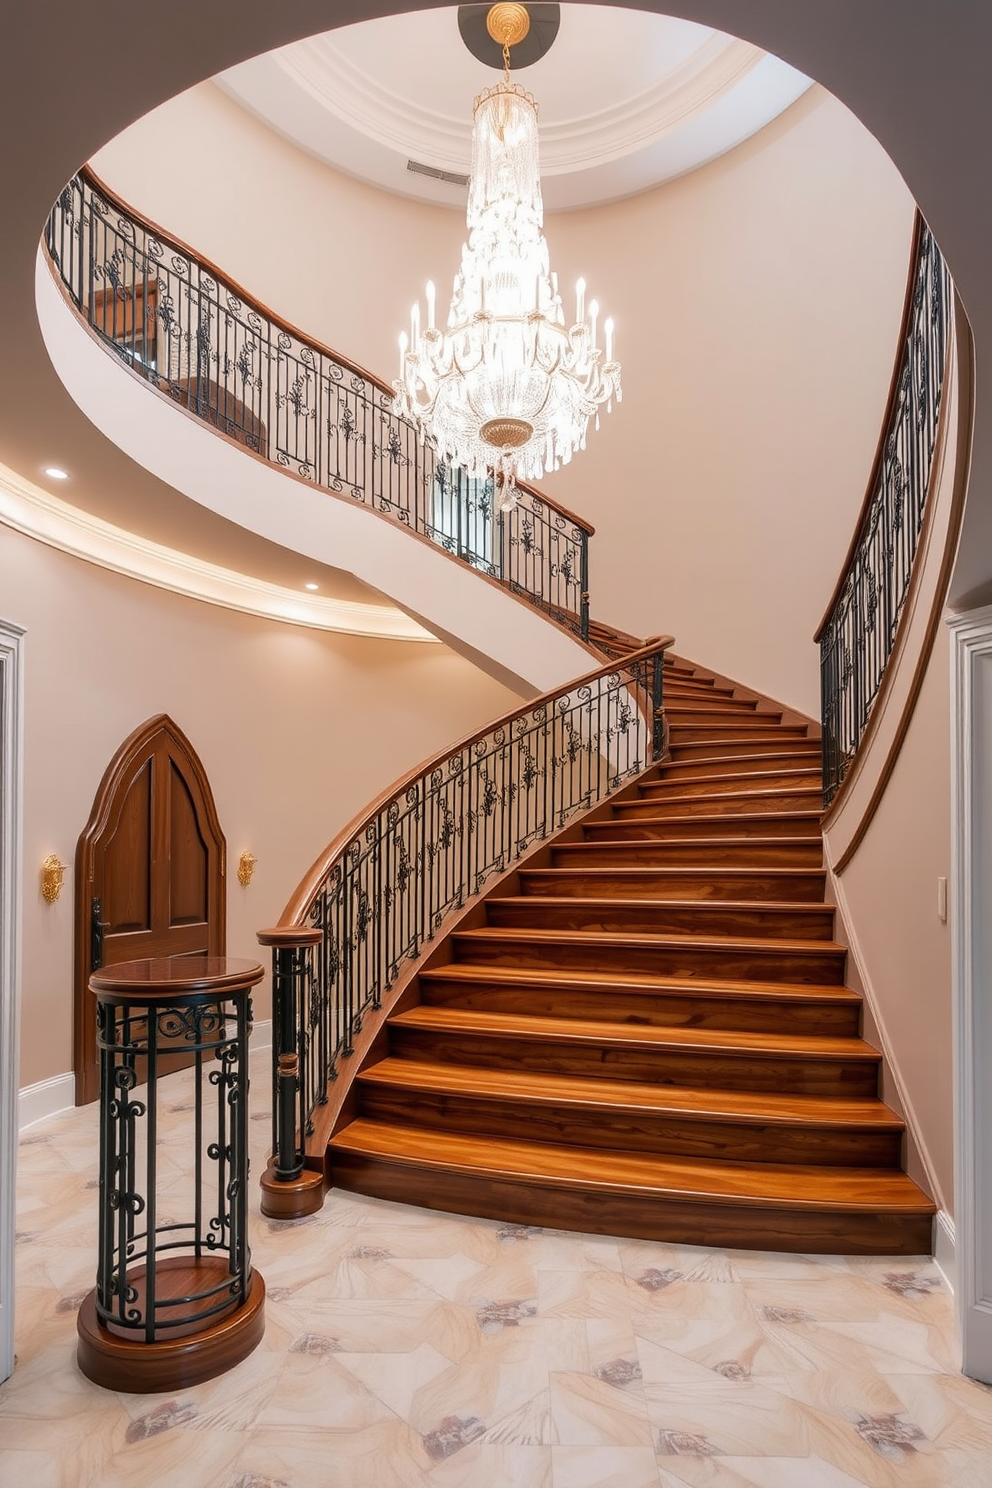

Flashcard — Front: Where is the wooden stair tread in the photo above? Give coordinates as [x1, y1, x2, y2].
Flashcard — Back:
[391, 1004, 878, 1059]
[456, 925, 845, 955]
[587, 812, 823, 830]
[359, 1058, 902, 1129]
[424, 962, 861, 1005]
[558, 836, 824, 849]
[486, 895, 836, 920]
[645, 768, 822, 789]
[331, 1121, 934, 1214]
[618, 789, 823, 807]
[522, 866, 825, 882]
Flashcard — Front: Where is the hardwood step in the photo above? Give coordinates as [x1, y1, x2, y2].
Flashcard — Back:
[614, 789, 824, 818]
[484, 896, 836, 942]
[389, 1005, 876, 1094]
[660, 751, 824, 779]
[640, 767, 822, 797]
[518, 866, 827, 903]
[669, 737, 819, 761]
[668, 721, 810, 739]
[585, 811, 823, 839]
[329, 1121, 935, 1255]
[418, 964, 862, 1035]
[664, 701, 764, 721]
[451, 925, 847, 984]
[552, 837, 823, 867]
[356, 1059, 904, 1167]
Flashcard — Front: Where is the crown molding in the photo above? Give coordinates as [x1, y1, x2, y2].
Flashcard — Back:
[277, 30, 765, 175]
[0, 460, 436, 643]
[217, 11, 811, 211]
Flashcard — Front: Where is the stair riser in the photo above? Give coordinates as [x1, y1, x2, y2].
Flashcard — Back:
[553, 841, 823, 867]
[665, 708, 770, 726]
[452, 935, 846, 984]
[669, 739, 819, 761]
[356, 1086, 902, 1168]
[328, 1156, 934, 1256]
[640, 772, 822, 797]
[388, 1028, 876, 1094]
[669, 723, 810, 740]
[485, 901, 836, 941]
[614, 792, 822, 818]
[586, 816, 819, 840]
[519, 870, 827, 902]
[418, 977, 862, 1036]
[661, 754, 823, 779]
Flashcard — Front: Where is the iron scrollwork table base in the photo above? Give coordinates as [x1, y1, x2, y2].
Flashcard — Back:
[77, 957, 266, 1392]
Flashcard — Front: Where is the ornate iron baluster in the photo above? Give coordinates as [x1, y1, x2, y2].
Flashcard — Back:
[817, 218, 951, 805]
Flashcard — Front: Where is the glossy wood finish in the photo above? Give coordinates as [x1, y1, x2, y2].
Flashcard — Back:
[74, 716, 226, 1105]
[77, 1264, 265, 1393]
[326, 654, 935, 1253]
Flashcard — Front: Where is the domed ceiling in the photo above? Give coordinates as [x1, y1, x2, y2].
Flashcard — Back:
[217, 4, 812, 212]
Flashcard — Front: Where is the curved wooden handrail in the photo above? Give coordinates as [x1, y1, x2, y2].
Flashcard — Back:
[78, 165, 595, 540]
[813, 211, 923, 644]
[277, 634, 674, 928]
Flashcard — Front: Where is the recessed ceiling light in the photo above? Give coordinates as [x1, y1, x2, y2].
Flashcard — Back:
[44, 466, 69, 480]
[305, 582, 319, 591]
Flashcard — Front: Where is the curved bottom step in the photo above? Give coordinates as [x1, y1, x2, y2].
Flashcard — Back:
[329, 1120, 935, 1256]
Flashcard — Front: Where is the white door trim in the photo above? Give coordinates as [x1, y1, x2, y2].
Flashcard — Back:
[0, 617, 25, 1384]
[951, 603, 992, 1381]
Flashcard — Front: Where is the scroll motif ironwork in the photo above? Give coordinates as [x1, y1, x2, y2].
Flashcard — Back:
[93, 989, 253, 1341]
[266, 639, 670, 1179]
[818, 220, 951, 804]
[45, 170, 592, 641]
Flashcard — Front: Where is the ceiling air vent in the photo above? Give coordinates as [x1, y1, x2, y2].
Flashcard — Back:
[407, 159, 470, 188]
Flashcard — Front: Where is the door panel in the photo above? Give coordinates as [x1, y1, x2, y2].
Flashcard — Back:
[74, 716, 226, 1105]
[169, 763, 208, 927]
[102, 758, 152, 933]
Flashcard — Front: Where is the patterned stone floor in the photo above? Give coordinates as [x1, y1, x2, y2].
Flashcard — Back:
[3, 1053, 992, 1487]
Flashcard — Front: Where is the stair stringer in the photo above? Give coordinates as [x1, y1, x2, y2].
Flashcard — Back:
[36, 252, 597, 696]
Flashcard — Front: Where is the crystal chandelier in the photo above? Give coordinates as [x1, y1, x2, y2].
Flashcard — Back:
[393, 3, 621, 510]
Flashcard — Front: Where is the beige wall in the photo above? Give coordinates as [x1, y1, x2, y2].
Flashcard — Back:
[829, 634, 954, 1213]
[93, 80, 915, 716]
[2, 525, 517, 1089]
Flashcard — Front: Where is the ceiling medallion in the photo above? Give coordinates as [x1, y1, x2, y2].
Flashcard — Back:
[393, 3, 621, 508]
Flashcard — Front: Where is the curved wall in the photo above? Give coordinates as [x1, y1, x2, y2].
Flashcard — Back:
[2, 522, 517, 1093]
[91, 78, 915, 715]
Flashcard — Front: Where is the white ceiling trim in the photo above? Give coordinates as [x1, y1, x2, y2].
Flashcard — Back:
[271, 30, 764, 174]
[0, 454, 436, 644]
[217, 8, 811, 211]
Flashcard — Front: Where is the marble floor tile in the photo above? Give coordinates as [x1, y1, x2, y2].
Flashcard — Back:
[4, 1053, 992, 1488]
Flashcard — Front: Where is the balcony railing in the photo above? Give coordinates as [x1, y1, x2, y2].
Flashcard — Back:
[257, 636, 672, 1209]
[45, 169, 593, 641]
[816, 216, 951, 804]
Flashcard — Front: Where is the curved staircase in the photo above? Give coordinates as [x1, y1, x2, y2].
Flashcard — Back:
[328, 653, 935, 1254]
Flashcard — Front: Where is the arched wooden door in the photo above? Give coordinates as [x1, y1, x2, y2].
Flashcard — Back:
[74, 715, 226, 1105]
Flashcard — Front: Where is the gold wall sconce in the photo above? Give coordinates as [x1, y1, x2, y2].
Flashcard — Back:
[237, 851, 257, 888]
[41, 854, 67, 903]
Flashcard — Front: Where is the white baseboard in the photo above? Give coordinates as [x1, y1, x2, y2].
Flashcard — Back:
[18, 1073, 75, 1132]
[934, 1210, 956, 1294]
[18, 1019, 272, 1133]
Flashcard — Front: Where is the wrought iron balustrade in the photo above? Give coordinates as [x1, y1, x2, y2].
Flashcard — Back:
[44, 169, 592, 641]
[258, 637, 672, 1199]
[817, 217, 951, 804]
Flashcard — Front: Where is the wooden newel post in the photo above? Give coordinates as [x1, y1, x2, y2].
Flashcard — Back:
[77, 957, 266, 1392]
[256, 926, 325, 1220]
